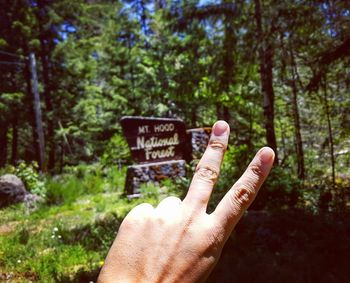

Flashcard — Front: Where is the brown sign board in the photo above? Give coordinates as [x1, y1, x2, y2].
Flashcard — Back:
[121, 116, 188, 163]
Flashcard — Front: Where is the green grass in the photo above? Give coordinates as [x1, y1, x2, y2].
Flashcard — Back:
[0, 165, 173, 282]
[1, 163, 349, 282]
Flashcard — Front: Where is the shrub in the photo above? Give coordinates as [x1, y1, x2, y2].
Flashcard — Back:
[45, 176, 84, 205]
[101, 134, 131, 167]
[45, 164, 126, 205]
[5, 161, 46, 198]
[251, 166, 302, 211]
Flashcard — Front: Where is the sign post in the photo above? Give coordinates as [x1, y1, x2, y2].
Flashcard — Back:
[121, 117, 188, 163]
[121, 117, 189, 196]
[120, 116, 212, 196]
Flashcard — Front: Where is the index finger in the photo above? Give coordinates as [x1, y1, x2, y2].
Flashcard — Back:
[183, 121, 229, 211]
[211, 147, 275, 234]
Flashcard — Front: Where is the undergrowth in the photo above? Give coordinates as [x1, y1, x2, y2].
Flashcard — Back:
[0, 164, 172, 282]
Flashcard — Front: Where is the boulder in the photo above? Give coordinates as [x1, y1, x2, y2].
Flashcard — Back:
[0, 174, 28, 208]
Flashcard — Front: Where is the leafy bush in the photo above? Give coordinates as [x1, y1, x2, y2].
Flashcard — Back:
[139, 182, 161, 200]
[302, 174, 350, 214]
[207, 144, 303, 212]
[45, 164, 126, 205]
[207, 144, 252, 212]
[251, 166, 302, 211]
[45, 176, 84, 205]
[5, 161, 46, 197]
[101, 134, 131, 167]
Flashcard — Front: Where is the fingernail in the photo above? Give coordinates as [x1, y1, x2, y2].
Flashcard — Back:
[259, 147, 275, 163]
[213, 120, 228, 136]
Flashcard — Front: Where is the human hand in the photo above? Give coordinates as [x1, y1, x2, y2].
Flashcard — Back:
[98, 120, 275, 283]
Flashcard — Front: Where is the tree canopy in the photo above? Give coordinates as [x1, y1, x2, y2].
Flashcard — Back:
[1, 0, 349, 210]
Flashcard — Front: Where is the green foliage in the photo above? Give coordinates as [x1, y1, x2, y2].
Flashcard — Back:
[46, 164, 126, 205]
[252, 167, 302, 211]
[0, 165, 152, 282]
[1, 0, 350, 280]
[6, 161, 46, 197]
[139, 182, 161, 200]
[101, 134, 132, 167]
[208, 144, 252, 212]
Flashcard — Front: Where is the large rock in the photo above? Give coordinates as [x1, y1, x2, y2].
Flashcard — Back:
[0, 174, 28, 208]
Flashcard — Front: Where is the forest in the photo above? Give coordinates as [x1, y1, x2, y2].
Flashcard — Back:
[0, 0, 349, 282]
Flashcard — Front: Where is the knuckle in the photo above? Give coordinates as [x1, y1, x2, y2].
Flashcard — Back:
[195, 166, 219, 183]
[164, 196, 181, 203]
[157, 196, 181, 209]
[209, 139, 227, 152]
[205, 231, 222, 253]
[248, 164, 264, 180]
[230, 187, 252, 208]
[128, 203, 153, 218]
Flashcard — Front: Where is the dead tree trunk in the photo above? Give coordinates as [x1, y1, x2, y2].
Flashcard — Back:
[29, 53, 45, 171]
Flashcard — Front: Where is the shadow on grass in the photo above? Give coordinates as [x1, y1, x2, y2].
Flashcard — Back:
[57, 268, 101, 283]
[208, 209, 350, 283]
[56, 209, 349, 283]
[60, 212, 121, 252]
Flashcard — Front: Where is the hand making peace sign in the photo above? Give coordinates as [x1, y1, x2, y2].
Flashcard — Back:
[98, 120, 275, 283]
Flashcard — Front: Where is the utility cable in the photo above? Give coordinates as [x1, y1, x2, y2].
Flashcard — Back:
[0, 61, 25, 66]
[0, 50, 25, 59]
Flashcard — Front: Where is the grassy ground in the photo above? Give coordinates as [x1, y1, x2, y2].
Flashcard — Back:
[0, 193, 145, 282]
[0, 166, 164, 282]
[1, 165, 349, 282]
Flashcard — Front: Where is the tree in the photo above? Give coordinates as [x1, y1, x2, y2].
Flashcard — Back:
[254, 0, 278, 163]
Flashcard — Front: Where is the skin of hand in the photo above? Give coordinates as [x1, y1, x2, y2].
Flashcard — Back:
[98, 120, 275, 283]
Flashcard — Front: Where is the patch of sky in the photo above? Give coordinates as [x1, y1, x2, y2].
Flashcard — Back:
[204, 19, 224, 39]
[28, 0, 37, 7]
[57, 23, 76, 42]
[92, 51, 99, 60]
[320, 2, 338, 38]
[198, 0, 221, 7]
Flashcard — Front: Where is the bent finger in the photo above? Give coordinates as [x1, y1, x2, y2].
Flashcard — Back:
[126, 203, 155, 220]
[156, 196, 182, 212]
[212, 147, 274, 235]
[183, 121, 229, 211]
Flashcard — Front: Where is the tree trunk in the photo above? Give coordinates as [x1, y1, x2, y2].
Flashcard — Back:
[40, 46, 55, 170]
[290, 48, 305, 179]
[11, 116, 18, 164]
[29, 53, 46, 171]
[323, 77, 336, 189]
[23, 46, 39, 163]
[37, 0, 55, 170]
[216, 103, 222, 120]
[254, 0, 278, 163]
[0, 123, 8, 167]
[220, 15, 235, 123]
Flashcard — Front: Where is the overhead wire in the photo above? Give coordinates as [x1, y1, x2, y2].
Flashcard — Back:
[0, 61, 25, 66]
[0, 50, 27, 67]
[0, 50, 26, 59]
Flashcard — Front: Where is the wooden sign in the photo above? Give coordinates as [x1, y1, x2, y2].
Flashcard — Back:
[121, 116, 187, 163]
